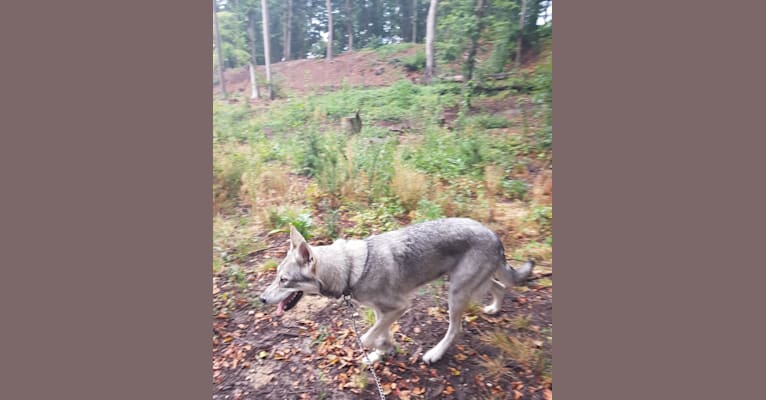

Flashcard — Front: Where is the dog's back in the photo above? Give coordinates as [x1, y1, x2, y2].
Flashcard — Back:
[362, 218, 505, 292]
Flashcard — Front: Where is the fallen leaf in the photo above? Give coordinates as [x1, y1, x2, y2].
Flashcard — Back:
[382, 383, 393, 395]
[543, 389, 553, 400]
[443, 386, 455, 395]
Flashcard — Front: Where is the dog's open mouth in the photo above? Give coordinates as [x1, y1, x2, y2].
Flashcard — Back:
[275, 291, 303, 316]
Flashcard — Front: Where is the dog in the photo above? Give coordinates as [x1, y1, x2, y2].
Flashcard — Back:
[259, 217, 534, 364]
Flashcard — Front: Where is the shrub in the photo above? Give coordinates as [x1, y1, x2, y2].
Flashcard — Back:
[400, 50, 426, 72]
[266, 207, 314, 239]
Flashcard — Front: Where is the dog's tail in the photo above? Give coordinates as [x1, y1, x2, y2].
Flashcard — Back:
[499, 260, 535, 286]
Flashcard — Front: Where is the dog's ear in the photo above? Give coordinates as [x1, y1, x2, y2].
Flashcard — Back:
[289, 225, 306, 250]
[290, 225, 315, 268]
[295, 242, 316, 273]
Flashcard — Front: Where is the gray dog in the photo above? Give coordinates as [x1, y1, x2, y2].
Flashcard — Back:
[260, 217, 534, 364]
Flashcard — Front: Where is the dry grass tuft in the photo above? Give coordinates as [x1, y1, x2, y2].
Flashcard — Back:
[531, 169, 552, 205]
[484, 165, 504, 221]
[477, 354, 515, 381]
[481, 330, 538, 366]
[391, 161, 429, 212]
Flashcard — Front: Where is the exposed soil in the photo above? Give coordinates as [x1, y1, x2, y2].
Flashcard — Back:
[216, 47, 420, 98]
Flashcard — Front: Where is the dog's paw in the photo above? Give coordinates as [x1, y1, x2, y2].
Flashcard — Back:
[483, 304, 499, 315]
[361, 350, 385, 366]
[422, 348, 444, 364]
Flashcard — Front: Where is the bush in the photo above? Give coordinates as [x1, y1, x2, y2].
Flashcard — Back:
[266, 207, 314, 239]
[400, 50, 426, 72]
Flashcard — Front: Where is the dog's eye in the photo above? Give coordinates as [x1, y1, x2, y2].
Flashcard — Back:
[280, 277, 288, 284]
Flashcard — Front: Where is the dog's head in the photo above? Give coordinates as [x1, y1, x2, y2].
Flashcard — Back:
[259, 225, 321, 316]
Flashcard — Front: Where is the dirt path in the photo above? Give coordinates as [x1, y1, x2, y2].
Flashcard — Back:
[213, 237, 552, 400]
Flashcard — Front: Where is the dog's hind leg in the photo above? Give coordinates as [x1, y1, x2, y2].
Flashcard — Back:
[482, 279, 506, 315]
[423, 286, 471, 364]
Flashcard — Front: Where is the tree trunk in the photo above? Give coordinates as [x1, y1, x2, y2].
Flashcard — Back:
[464, 0, 485, 82]
[345, 0, 353, 51]
[247, 12, 260, 99]
[283, 0, 292, 61]
[326, 0, 333, 60]
[423, 0, 438, 84]
[412, 0, 417, 43]
[213, 1, 227, 98]
[516, 0, 527, 68]
[261, 0, 273, 99]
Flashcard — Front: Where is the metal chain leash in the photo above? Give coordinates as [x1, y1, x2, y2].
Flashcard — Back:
[343, 294, 386, 400]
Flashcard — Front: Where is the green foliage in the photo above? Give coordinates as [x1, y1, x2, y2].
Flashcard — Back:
[258, 259, 279, 272]
[371, 42, 415, 58]
[228, 264, 247, 290]
[345, 200, 403, 237]
[217, 11, 250, 68]
[413, 199, 445, 222]
[436, 0, 481, 64]
[406, 128, 488, 179]
[213, 144, 259, 213]
[530, 48, 552, 151]
[461, 114, 512, 130]
[530, 205, 552, 237]
[391, 50, 426, 72]
[213, 101, 252, 142]
[323, 208, 341, 239]
[502, 179, 528, 200]
[267, 208, 314, 239]
[351, 138, 397, 201]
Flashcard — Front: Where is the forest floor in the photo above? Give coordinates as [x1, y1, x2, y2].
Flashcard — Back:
[213, 234, 552, 400]
[213, 44, 552, 400]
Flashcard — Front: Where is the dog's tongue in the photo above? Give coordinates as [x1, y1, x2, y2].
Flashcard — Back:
[275, 300, 285, 317]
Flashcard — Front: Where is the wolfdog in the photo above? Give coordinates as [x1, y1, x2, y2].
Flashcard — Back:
[259, 218, 534, 364]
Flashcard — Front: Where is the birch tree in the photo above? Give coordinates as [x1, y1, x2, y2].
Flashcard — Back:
[423, 0, 438, 83]
[326, 0, 333, 60]
[260, 0, 272, 99]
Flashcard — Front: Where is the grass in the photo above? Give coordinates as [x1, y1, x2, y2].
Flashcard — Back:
[257, 259, 279, 273]
[510, 314, 532, 330]
[481, 330, 544, 374]
[361, 307, 376, 327]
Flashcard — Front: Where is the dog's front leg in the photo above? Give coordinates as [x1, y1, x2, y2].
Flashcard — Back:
[359, 306, 407, 363]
